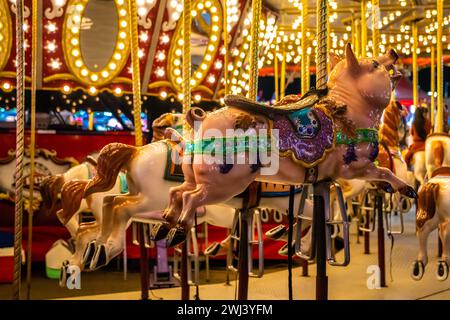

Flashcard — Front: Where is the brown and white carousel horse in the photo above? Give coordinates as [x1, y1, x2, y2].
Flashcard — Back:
[411, 166, 450, 281]
[159, 44, 416, 247]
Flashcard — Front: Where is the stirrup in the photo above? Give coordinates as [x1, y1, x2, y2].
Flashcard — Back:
[359, 187, 377, 233]
[384, 195, 405, 235]
[228, 208, 264, 278]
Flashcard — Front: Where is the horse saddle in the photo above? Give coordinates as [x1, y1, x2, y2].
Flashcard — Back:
[224, 89, 327, 119]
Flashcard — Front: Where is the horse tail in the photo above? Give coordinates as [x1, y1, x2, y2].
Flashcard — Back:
[186, 107, 206, 128]
[433, 141, 444, 167]
[84, 143, 137, 198]
[57, 180, 89, 226]
[39, 175, 65, 212]
[416, 182, 440, 231]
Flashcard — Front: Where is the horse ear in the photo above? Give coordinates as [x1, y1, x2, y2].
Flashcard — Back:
[329, 52, 342, 71]
[345, 43, 360, 75]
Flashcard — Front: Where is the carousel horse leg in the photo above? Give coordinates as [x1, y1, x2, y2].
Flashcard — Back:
[83, 194, 122, 267]
[90, 197, 148, 270]
[411, 214, 439, 280]
[436, 221, 450, 281]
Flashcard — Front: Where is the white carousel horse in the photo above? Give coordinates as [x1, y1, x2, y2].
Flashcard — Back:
[411, 166, 450, 281]
[47, 113, 184, 272]
[75, 139, 314, 271]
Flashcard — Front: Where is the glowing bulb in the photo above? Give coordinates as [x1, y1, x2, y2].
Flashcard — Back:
[63, 85, 71, 93]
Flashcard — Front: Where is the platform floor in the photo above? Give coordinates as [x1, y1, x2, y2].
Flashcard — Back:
[62, 211, 450, 300]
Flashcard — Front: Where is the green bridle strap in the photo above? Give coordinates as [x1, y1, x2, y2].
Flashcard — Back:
[185, 135, 271, 156]
[335, 128, 379, 146]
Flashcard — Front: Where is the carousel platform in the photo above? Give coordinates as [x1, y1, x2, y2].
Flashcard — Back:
[60, 211, 450, 300]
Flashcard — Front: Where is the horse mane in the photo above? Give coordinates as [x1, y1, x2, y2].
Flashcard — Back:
[413, 107, 428, 141]
[379, 100, 402, 148]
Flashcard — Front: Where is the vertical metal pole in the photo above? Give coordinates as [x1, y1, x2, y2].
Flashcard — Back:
[314, 181, 329, 300]
[412, 21, 419, 108]
[223, 0, 229, 97]
[274, 51, 279, 101]
[355, 18, 361, 57]
[436, 0, 444, 133]
[301, 0, 308, 94]
[376, 194, 386, 287]
[248, 0, 262, 100]
[430, 45, 435, 130]
[12, 0, 26, 301]
[181, 241, 190, 300]
[280, 44, 286, 99]
[139, 224, 149, 300]
[371, 0, 380, 57]
[287, 186, 295, 300]
[360, 0, 367, 58]
[26, 0, 38, 300]
[237, 210, 249, 300]
[316, 0, 328, 90]
[128, 0, 143, 146]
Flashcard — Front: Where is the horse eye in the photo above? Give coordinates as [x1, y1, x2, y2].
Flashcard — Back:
[372, 60, 380, 69]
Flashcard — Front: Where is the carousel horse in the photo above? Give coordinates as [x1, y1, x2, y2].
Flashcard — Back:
[76, 138, 314, 270]
[411, 166, 450, 281]
[159, 44, 416, 247]
[47, 113, 182, 272]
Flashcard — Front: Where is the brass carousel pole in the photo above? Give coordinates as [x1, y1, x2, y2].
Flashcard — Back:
[12, 0, 26, 300]
[26, 0, 38, 300]
[128, 0, 143, 147]
[436, 0, 444, 133]
[360, 0, 367, 58]
[280, 43, 286, 99]
[430, 45, 435, 130]
[181, 0, 192, 301]
[237, 0, 261, 301]
[128, 0, 147, 300]
[274, 49, 279, 101]
[412, 21, 419, 109]
[371, 0, 386, 288]
[314, 0, 329, 301]
[301, 0, 308, 95]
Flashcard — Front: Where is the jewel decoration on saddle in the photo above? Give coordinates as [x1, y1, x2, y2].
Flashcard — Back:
[274, 105, 334, 167]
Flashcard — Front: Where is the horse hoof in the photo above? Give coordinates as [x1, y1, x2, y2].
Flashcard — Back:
[436, 261, 449, 281]
[411, 260, 425, 281]
[150, 223, 171, 241]
[399, 186, 417, 199]
[265, 225, 287, 241]
[90, 244, 108, 271]
[59, 260, 69, 288]
[82, 241, 96, 268]
[278, 242, 295, 256]
[204, 242, 222, 256]
[378, 182, 394, 193]
[166, 226, 187, 247]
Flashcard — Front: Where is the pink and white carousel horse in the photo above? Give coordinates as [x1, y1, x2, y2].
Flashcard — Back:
[411, 166, 450, 281]
[159, 44, 416, 247]
[75, 138, 314, 270]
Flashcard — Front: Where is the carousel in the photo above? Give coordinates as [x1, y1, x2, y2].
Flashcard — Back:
[0, 0, 449, 302]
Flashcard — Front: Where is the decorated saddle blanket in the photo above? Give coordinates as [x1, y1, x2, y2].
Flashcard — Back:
[164, 140, 184, 182]
[273, 105, 334, 167]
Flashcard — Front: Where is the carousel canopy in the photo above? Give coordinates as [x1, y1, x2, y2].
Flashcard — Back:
[0, 0, 448, 114]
